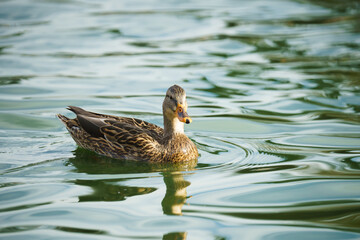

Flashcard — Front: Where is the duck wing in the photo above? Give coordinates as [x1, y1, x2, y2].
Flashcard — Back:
[67, 106, 164, 141]
[58, 107, 166, 161]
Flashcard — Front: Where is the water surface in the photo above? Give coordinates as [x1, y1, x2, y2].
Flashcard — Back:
[0, 0, 360, 239]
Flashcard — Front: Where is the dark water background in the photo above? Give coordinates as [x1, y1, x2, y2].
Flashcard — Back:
[0, 0, 360, 239]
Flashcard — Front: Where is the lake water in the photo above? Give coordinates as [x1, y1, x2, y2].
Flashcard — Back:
[1, 0, 360, 239]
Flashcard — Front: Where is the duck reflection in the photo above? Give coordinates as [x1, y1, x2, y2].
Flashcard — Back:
[162, 172, 191, 216]
[68, 148, 194, 239]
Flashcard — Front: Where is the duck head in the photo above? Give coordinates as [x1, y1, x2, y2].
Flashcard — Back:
[162, 85, 192, 135]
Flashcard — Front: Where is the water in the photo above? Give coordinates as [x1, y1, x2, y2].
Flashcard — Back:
[1, 0, 360, 239]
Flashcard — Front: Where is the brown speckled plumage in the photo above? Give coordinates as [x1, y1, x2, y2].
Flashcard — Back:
[57, 85, 198, 163]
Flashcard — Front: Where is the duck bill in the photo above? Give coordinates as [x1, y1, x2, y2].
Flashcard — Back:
[176, 104, 192, 124]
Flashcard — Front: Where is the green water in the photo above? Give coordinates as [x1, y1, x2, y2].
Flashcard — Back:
[1, 0, 360, 239]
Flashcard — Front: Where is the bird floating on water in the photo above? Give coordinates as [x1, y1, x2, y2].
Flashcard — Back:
[57, 85, 198, 162]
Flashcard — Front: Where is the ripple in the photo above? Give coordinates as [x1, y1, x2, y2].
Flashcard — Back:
[186, 179, 360, 233]
[218, 225, 360, 240]
[272, 135, 360, 149]
[0, 202, 217, 238]
[0, 183, 90, 211]
[0, 113, 58, 130]
[195, 134, 250, 169]
[0, 75, 34, 85]
[192, 179, 360, 207]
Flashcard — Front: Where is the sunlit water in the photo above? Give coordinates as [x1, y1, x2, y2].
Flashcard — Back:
[1, 0, 360, 239]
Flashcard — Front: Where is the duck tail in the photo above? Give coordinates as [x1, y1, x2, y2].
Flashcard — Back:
[57, 114, 69, 123]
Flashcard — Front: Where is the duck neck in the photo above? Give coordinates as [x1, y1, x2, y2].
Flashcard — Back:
[163, 115, 184, 138]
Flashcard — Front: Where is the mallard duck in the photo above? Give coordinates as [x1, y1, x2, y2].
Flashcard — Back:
[57, 85, 198, 162]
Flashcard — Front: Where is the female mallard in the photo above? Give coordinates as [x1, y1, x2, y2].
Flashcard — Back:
[57, 85, 198, 162]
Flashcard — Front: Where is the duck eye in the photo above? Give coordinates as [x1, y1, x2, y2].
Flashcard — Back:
[169, 95, 173, 100]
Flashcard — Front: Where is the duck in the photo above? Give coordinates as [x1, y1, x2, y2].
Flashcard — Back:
[57, 85, 198, 163]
